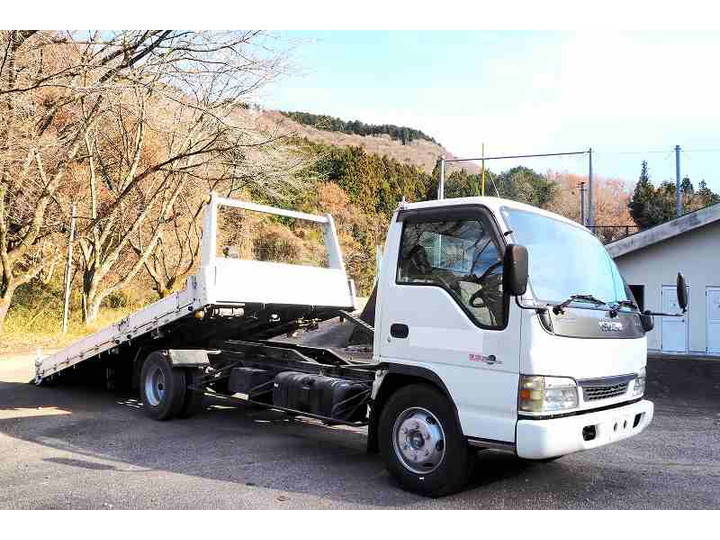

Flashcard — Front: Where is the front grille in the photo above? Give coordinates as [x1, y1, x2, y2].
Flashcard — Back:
[579, 376, 633, 401]
[582, 382, 629, 401]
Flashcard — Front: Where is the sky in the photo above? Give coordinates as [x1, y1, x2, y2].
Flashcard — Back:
[261, 31, 720, 192]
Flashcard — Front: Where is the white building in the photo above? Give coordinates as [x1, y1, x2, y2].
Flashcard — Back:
[606, 204, 720, 356]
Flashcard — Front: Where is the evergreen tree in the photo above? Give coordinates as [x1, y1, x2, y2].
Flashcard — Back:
[657, 181, 679, 222]
[628, 161, 661, 229]
[444, 169, 484, 198]
[496, 166, 557, 208]
[680, 176, 694, 195]
[629, 164, 720, 228]
[680, 176, 695, 212]
[697, 180, 720, 206]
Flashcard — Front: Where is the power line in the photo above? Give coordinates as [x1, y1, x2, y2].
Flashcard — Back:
[444, 150, 588, 163]
[593, 149, 674, 156]
[445, 148, 720, 160]
[582, 148, 720, 156]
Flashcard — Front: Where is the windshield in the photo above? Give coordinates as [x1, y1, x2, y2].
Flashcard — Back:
[501, 207, 628, 306]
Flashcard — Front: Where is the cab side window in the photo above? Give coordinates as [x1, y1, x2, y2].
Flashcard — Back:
[397, 217, 506, 328]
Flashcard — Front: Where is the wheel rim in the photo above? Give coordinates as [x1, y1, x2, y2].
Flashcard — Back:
[145, 366, 166, 407]
[392, 407, 446, 474]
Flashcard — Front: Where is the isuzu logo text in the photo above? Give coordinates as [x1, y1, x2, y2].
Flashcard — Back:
[599, 320, 624, 332]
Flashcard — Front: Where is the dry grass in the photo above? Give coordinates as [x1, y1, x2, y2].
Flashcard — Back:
[1, 307, 137, 356]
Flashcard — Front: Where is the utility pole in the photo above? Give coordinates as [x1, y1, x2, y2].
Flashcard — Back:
[587, 148, 594, 228]
[437, 156, 445, 200]
[675, 144, 682, 218]
[480, 143, 486, 196]
[578, 182, 586, 226]
[61, 204, 77, 334]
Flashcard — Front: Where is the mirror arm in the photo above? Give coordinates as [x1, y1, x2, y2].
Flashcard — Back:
[514, 295, 547, 313]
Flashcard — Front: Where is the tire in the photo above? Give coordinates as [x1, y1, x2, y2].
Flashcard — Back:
[140, 351, 187, 421]
[378, 383, 474, 497]
[177, 368, 206, 419]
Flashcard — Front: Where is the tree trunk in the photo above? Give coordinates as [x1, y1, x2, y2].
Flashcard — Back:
[82, 292, 102, 325]
[0, 294, 12, 334]
[0, 278, 18, 334]
[156, 285, 170, 298]
[152, 276, 177, 299]
[82, 271, 100, 324]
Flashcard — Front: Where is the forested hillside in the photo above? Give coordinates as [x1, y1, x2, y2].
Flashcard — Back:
[280, 111, 437, 144]
[239, 107, 464, 174]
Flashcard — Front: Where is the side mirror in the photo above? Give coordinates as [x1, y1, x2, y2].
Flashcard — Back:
[639, 310, 654, 332]
[676, 273, 688, 313]
[503, 244, 528, 296]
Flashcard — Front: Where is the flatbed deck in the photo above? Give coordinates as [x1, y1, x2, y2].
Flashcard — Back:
[35, 196, 358, 383]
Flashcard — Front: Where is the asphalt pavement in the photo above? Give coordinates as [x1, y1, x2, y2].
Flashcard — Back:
[0, 351, 718, 509]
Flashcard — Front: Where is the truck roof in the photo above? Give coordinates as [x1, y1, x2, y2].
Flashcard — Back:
[399, 196, 584, 231]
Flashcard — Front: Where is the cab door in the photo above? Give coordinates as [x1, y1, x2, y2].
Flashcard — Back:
[376, 205, 521, 443]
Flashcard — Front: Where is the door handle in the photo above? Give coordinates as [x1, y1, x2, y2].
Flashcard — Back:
[390, 323, 409, 338]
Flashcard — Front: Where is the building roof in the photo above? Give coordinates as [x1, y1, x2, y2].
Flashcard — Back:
[606, 203, 720, 258]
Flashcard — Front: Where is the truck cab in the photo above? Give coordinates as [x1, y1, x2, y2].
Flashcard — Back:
[370, 196, 655, 494]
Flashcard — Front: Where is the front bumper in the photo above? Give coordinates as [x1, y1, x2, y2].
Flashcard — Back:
[516, 399, 654, 459]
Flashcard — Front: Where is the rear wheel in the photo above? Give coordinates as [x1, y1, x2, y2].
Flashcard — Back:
[140, 352, 187, 420]
[378, 383, 474, 497]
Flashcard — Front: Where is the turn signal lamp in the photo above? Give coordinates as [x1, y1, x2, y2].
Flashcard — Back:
[519, 375, 579, 413]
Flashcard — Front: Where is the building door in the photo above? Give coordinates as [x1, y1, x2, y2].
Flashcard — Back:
[661, 285, 688, 353]
[706, 287, 720, 355]
[629, 284, 645, 311]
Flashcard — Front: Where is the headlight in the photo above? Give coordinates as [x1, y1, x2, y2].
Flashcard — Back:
[519, 375, 578, 413]
[631, 367, 646, 397]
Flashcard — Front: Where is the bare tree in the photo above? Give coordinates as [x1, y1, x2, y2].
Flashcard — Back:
[72, 31, 295, 322]
[132, 192, 204, 298]
[76, 90, 187, 322]
[0, 30, 227, 331]
[131, 142, 308, 300]
[0, 30, 294, 328]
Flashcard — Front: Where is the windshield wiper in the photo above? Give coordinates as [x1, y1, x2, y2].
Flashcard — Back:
[607, 299, 638, 316]
[610, 299, 638, 310]
[552, 294, 608, 315]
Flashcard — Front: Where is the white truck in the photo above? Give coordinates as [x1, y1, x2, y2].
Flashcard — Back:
[35, 194, 687, 497]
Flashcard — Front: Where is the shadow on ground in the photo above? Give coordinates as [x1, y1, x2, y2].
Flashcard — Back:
[0, 354, 718, 508]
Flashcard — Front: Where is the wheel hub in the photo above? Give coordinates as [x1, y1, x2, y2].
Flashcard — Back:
[145, 366, 166, 406]
[393, 407, 446, 474]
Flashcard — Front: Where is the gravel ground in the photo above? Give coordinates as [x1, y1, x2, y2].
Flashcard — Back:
[0, 350, 718, 509]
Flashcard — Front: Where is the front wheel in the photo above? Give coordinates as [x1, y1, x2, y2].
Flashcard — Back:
[378, 383, 475, 497]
